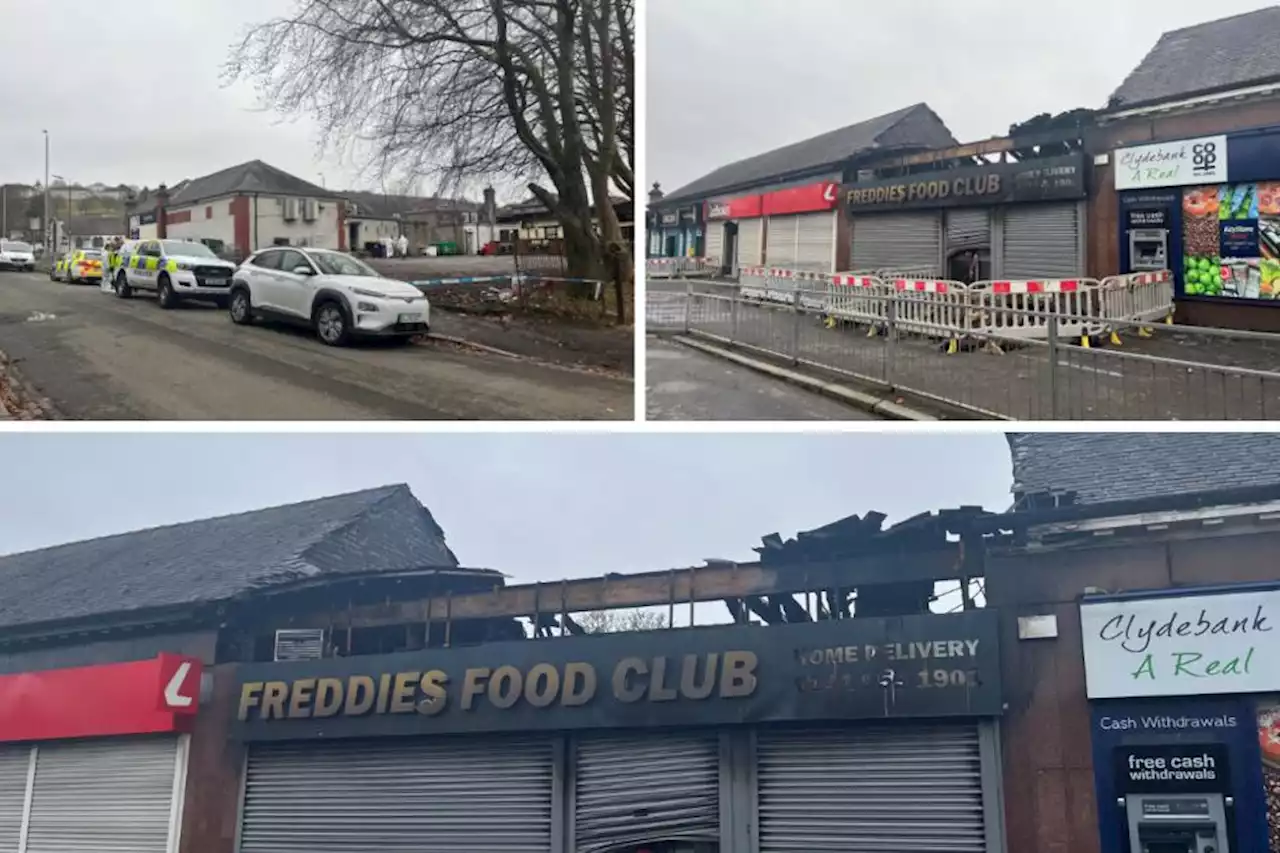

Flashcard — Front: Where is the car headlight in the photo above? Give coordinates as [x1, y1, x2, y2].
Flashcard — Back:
[351, 288, 386, 299]
[176, 262, 192, 271]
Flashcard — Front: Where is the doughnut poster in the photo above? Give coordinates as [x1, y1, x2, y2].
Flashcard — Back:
[1258, 703, 1280, 851]
[1182, 183, 1280, 299]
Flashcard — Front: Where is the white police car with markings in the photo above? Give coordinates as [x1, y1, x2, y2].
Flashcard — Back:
[228, 246, 430, 347]
[113, 239, 238, 309]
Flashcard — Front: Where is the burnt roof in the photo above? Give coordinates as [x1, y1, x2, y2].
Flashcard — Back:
[1007, 433, 1280, 507]
[342, 191, 481, 220]
[1110, 7, 1280, 107]
[0, 484, 459, 634]
[659, 103, 958, 204]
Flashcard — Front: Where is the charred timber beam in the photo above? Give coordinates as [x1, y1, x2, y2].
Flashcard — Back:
[323, 548, 966, 629]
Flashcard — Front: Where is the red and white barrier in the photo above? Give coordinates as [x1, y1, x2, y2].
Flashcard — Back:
[969, 278, 1105, 342]
[890, 279, 972, 339]
[646, 257, 720, 278]
[739, 266, 769, 301]
[826, 274, 884, 325]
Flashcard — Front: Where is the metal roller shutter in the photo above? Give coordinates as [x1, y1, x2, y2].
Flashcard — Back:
[26, 737, 180, 853]
[1000, 204, 1081, 280]
[704, 222, 724, 263]
[849, 212, 942, 275]
[765, 217, 797, 269]
[240, 737, 554, 853]
[737, 219, 764, 268]
[756, 724, 987, 853]
[574, 732, 719, 851]
[0, 748, 28, 853]
[946, 209, 991, 250]
[794, 212, 835, 272]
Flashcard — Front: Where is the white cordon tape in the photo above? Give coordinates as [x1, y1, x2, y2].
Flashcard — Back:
[645, 257, 720, 278]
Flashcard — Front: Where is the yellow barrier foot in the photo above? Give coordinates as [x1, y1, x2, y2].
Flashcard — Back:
[1164, 315, 1173, 324]
[824, 316, 835, 329]
[1109, 331, 1123, 347]
[866, 325, 877, 338]
[1081, 335, 1091, 348]
[1138, 326, 1153, 338]
[946, 339, 958, 355]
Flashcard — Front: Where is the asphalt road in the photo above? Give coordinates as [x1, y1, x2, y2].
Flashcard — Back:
[646, 336, 878, 420]
[0, 272, 631, 420]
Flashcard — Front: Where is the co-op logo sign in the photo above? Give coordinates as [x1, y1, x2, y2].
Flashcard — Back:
[1080, 588, 1277, 698]
[1115, 135, 1229, 190]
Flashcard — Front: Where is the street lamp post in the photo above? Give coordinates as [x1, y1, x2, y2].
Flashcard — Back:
[42, 131, 49, 254]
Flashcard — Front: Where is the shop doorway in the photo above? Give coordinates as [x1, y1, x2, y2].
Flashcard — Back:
[948, 248, 990, 283]
[722, 222, 738, 274]
[664, 234, 678, 257]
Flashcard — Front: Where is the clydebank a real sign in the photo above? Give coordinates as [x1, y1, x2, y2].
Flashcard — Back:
[232, 610, 1002, 740]
[1081, 587, 1279, 699]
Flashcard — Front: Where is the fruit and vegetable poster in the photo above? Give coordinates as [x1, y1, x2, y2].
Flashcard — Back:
[1257, 703, 1280, 851]
[1183, 183, 1280, 299]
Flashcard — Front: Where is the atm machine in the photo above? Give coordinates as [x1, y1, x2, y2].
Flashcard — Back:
[1129, 228, 1170, 272]
[1121, 793, 1231, 853]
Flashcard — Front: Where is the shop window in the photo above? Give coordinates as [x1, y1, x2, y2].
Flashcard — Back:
[1258, 698, 1280, 850]
[206, 206, 213, 220]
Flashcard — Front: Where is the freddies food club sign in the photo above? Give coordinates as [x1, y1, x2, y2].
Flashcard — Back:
[1081, 587, 1278, 699]
[231, 611, 1002, 740]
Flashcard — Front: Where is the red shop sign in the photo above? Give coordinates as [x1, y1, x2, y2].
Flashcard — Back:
[0, 653, 203, 743]
[705, 195, 763, 220]
[761, 181, 839, 216]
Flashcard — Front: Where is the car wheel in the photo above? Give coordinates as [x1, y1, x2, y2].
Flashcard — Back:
[114, 271, 132, 299]
[314, 300, 350, 346]
[157, 275, 177, 309]
[229, 289, 254, 325]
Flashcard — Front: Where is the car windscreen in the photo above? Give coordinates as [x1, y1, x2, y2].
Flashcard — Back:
[1, 241, 32, 253]
[309, 252, 378, 277]
[161, 240, 215, 258]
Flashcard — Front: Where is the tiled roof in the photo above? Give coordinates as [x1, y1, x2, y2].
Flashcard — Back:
[0, 484, 459, 633]
[1007, 433, 1280, 507]
[167, 160, 338, 207]
[658, 103, 957, 204]
[1110, 7, 1280, 107]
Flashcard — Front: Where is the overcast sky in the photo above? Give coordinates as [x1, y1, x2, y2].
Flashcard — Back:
[647, 0, 1280, 193]
[1, 0, 450, 194]
[0, 434, 1012, 613]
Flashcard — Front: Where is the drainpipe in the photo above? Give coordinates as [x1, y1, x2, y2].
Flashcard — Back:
[252, 193, 259, 251]
[155, 184, 170, 239]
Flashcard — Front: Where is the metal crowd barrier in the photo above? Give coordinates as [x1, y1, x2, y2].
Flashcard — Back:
[1099, 270, 1177, 344]
[646, 257, 720, 278]
[705, 266, 1176, 352]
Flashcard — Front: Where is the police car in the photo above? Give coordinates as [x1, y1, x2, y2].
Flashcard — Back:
[113, 239, 239, 309]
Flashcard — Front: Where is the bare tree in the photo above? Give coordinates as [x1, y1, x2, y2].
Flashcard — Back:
[225, 0, 634, 313]
[576, 609, 667, 634]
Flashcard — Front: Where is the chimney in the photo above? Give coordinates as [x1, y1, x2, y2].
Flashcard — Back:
[156, 183, 170, 239]
[648, 182, 663, 203]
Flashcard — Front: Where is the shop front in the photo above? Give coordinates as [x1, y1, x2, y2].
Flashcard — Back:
[645, 209, 660, 257]
[1114, 129, 1280, 323]
[761, 180, 841, 272]
[1081, 584, 1280, 853]
[842, 153, 1088, 280]
[0, 654, 203, 853]
[656, 209, 680, 257]
[705, 194, 762, 273]
[230, 611, 1007, 853]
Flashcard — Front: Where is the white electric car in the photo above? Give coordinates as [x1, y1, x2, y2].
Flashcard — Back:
[228, 247, 430, 346]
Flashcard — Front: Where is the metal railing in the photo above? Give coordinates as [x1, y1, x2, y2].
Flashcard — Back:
[647, 281, 1280, 420]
